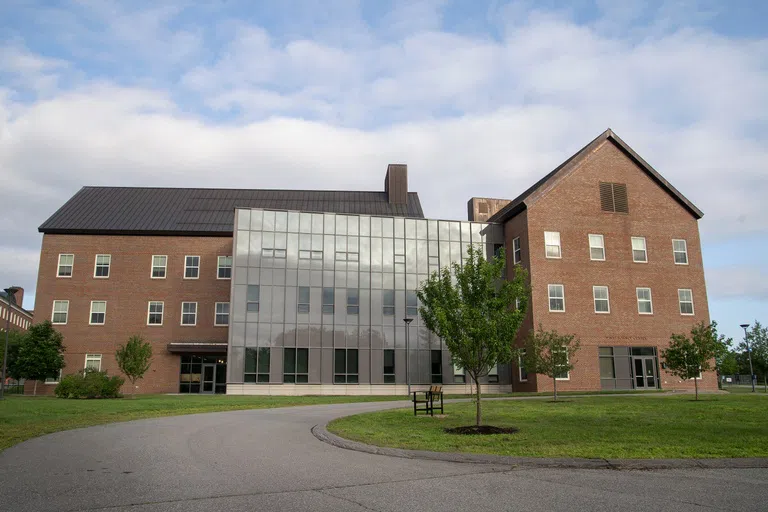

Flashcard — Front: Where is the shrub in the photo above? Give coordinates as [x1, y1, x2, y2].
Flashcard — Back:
[55, 369, 125, 399]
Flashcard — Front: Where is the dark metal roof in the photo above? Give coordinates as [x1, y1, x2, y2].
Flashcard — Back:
[489, 128, 704, 223]
[39, 187, 425, 235]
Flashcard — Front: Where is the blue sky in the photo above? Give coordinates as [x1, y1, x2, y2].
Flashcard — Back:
[0, 0, 766, 344]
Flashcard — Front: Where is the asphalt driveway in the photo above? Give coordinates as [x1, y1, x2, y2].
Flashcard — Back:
[0, 400, 765, 511]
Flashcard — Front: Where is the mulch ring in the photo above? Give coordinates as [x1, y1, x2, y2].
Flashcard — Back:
[444, 425, 519, 435]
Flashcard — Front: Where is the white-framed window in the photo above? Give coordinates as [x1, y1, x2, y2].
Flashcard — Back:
[672, 239, 688, 265]
[181, 302, 197, 326]
[453, 362, 465, 384]
[554, 348, 570, 380]
[45, 370, 62, 384]
[94, 254, 111, 278]
[636, 287, 653, 314]
[85, 353, 102, 371]
[151, 255, 167, 279]
[678, 289, 694, 315]
[89, 301, 107, 325]
[548, 284, 565, 312]
[488, 364, 499, 383]
[57, 254, 74, 277]
[631, 237, 647, 263]
[147, 301, 164, 325]
[544, 231, 561, 259]
[184, 256, 200, 279]
[215, 302, 230, 326]
[593, 286, 610, 313]
[588, 234, 605, 261]
[512, 237, 521, 264]
[52, 300, 69, 324]
[518, 350, 528, 382]
[217, 256, 233, 279]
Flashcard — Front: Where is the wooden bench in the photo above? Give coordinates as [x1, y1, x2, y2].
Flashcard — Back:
[412, 385, 444, 416]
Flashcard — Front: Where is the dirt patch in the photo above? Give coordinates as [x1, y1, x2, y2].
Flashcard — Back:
[444, 425, 519, 435]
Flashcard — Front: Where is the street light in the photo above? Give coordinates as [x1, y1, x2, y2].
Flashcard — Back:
[0, 286, 20, 400]
[403, 317, 413, 396]
[740, 323, 755, 392]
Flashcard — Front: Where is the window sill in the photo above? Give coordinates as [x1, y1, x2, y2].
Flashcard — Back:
[56, 276, 73, 279]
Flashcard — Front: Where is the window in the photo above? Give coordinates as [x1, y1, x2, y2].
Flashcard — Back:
[215, 302, 230, 326]
[57, 254, 74, 277]
[636, 288, 653, 314]
[453, 362, 465, 384]
[588, 234, 605, 261]
[181, 302, 197, 325]
[544, 231, 561, 259]
[147, 301, 164, 325]
[554, 348, 570, 380]
[383, 290, 395, 316]
[334, 349, 359, 384]
[599, 182, 629, 213]
[262, 248, 286, 259]
[217, 256, 232, 279]
[85, 354, 102, 371]
[89, 301, 106, 325]
[284, 348, 309, 383]
[151, 255, 167, 278]
[297, 286, 310, 313]
[322, 288, 335, 314]
[184, 256, 200, 279]
[678, 289, 694, 315]
[518, 351, 528, 382]
[548, 284, 565, 312]
[52, 300, 69, 324]
[673, 239, 688, 265]
[45, 370, 62, 385]
[631, 237, 647, 263]
[299, 250, 323, 260]
[512, 237, 521, 264]
[346, 289, 359, 315]
[94, 254, 111, 278]
[431, 350, 443, 383]
[488, 365, 499, 383]
[245, 347, 270, 383]
[599, 347, 615, 379]
[406, 290, 418, 316]
[383, 349, 395, 383]
[247, 285, 260, 312]
[593, 286, 610, 314]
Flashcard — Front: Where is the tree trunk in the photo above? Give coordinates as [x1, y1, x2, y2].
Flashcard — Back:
[553, 377, 558, 402]
[131, 379, 136, 399]
[475, 376, 482, 426]
[33, 380, 38, 396]
[694, 376, 698, 401]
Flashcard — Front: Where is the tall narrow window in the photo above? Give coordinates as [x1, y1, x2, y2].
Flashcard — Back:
[678, 289, 694, 315]
[346, 289, 359, 315]
[184, 256, 200, 279]
[544, 231, 561, 259]
[672, 239, 688, 265]
[512, 237, 521, 264]
[244, 347, 270, 383]
[383, 349, 395, 383]
[488, 364, 499, 383]
[636, 288, 653, 314]
[593, 286, 610, 313]
[57, 254, 74, 277]
[52, 300, 69, 324]
[405, 290, 418, 316]
[554, 348, 570, 380]
[453, 362, 465, 383]
[297, 286, 310, 313]
[181, 302, 197, 325]
[151, 255, 167, 279]
[284, 348, 309, 383]
[631, 237, 647, 263]
[431, 350, 443, 383]
[247, 285, 260, 312]
[94, 254, 111, 278]
[334, 349, 359, 383]
[322, 288, 335, 314]
[383, 290, 395, 316]
[89, 301, 107, 325]
[215, 302, 230, 325]
[217, 256, 233, 279]
[588, 234, 605, 261]
[518, 350, 528, 382]
[147, 301, 164, 325]
[548, 284, 565, 312]
[84, 354, 102, 371]
[599, 182, 629, 213]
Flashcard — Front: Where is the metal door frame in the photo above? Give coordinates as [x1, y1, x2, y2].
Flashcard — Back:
[201, 363, 216, 394]
[632, 356, 658, 389]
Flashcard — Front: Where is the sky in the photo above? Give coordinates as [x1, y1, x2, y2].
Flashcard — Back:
[0, 0, 766, 344]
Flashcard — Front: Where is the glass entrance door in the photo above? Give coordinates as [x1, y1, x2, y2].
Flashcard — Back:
[202, 364, 215, 393]
[633, 357, 657, 389]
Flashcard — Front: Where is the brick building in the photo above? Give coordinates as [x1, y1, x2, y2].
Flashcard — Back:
[1, 287, 33, 332]
[30, 129, 712, 394]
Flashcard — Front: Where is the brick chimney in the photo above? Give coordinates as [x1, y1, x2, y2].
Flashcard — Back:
[13, 287, 24, 309]
[385, 164, 408, 204]
[467, 197, 512, 222]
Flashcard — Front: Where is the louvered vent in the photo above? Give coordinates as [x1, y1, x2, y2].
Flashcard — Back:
[599, 182, 629, 213]
[599, 183, 614, 212]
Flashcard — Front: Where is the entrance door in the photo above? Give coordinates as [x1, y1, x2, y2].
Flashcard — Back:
[202, 364, 215, 393]
[633, 357, 657, 389]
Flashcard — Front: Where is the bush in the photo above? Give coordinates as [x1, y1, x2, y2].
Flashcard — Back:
[55, 369, 125, 399]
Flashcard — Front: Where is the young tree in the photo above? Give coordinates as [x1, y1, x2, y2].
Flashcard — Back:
[740, 321, 768, 380]
[418, 245, 529, 426]
[11, 321, 65, 396]
[115, 335, 153, 398]
[523, 326, 581, 402]
[662, 321, 730, 400]
[717, 351, 740, 377]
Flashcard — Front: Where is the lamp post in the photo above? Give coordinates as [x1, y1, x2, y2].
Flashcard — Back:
[740, 323, 755, 392]
[1, 287, 20, 400]
[403, 317, 413, 396]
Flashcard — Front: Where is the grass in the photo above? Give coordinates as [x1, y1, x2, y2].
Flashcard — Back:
[328, 395, 768, 459]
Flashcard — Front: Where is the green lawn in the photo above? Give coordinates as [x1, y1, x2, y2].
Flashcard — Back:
[328, 395, 768, 459]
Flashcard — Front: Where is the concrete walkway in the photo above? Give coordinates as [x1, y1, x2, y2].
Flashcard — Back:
[0, 399, 766, 511]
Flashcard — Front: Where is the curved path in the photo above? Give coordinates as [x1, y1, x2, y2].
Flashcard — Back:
[0, 400, 766, 512]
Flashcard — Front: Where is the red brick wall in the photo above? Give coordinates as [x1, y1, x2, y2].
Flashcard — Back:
[29, 234, 233, 395]
[521, 140, 712, 392]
